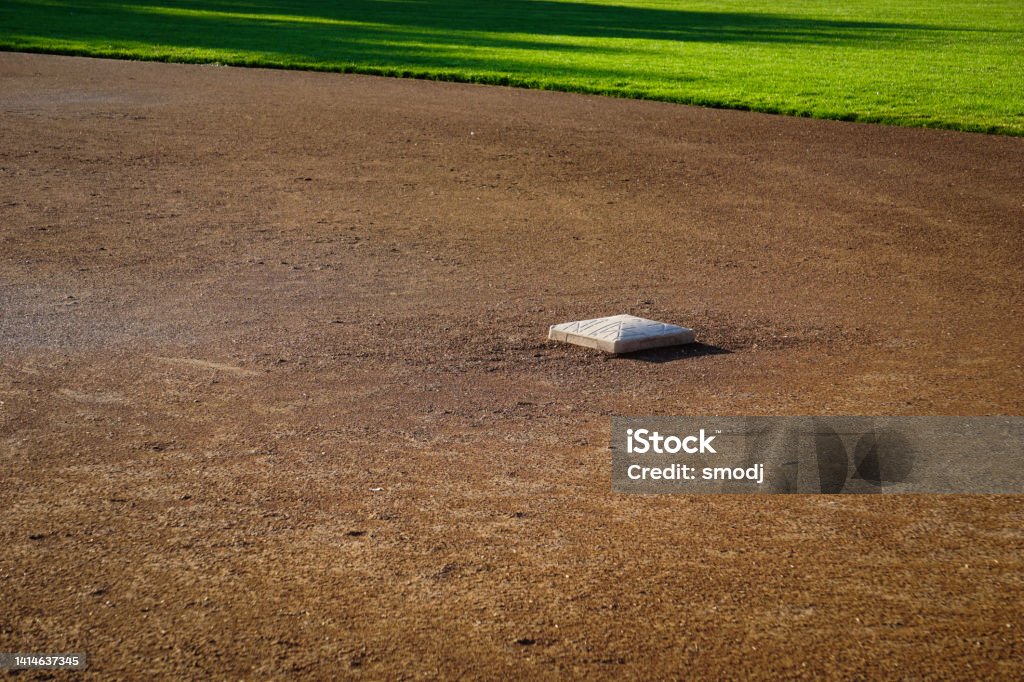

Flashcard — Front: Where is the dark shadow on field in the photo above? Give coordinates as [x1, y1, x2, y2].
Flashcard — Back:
[107, 0, 949, 45]
[1, 0, 960, 83]
[620, 342, 730, 364]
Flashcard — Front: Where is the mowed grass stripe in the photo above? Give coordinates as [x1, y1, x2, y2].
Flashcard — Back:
[1, 0, 1022, 134]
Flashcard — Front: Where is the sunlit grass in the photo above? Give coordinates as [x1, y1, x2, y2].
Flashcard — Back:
[1, 0, 1022, 134]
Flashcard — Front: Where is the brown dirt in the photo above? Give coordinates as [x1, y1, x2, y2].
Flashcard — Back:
[1, 52, 1022, 679]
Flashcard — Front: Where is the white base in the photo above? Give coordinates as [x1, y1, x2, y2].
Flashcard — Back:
[548, 315, 695, 354]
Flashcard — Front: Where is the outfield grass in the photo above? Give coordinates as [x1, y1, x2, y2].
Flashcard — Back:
[1, 0, 1022, 134]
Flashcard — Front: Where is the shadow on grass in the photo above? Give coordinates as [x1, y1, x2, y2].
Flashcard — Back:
[109, 0, 949, 45]
[0, 0, 956, 78]
[619, 342, 730, 364]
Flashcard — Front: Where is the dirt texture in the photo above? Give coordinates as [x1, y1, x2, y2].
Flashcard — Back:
[1, 53, 1022, 679]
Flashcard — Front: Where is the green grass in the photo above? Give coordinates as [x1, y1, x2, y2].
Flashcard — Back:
[2, 1, 1022, 134]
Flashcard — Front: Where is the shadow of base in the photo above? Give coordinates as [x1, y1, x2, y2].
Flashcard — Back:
[618, 342, 730, 363]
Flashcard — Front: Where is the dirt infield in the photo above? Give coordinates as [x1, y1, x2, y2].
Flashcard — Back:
[1, 53, 1022, 679]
